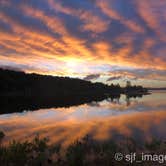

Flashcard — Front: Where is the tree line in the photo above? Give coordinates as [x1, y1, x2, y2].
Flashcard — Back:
[0, 68, 147, 97]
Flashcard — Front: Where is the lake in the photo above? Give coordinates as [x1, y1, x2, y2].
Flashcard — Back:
[0, 90, 166, 147]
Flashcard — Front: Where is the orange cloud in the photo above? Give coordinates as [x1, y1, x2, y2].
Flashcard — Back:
[96, 0, 145, 33]
[48, 0, 110, 34]
[135, 0, 166, 42]
[0, 0, 166, 86]
[79, 11, 110, 33]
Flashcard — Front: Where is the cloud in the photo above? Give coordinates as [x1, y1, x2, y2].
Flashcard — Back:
[79, 11, 110, 33]
[106, 68, 166, 82]
[84, 74, 100, 81]
[0, 65, 23, 72]
[0, 0, 166, 87]
[107, 76, 122, 81]
[134, 0, 166, 42]
[96, 0, 145, 33]
[48, 0, 110, 34]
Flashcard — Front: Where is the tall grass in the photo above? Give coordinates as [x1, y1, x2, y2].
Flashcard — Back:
[0, 131, 165, 166]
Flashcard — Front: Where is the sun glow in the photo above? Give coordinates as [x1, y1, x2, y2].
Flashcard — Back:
[64, 59, 84, 77]
[66, 60, 79, 69]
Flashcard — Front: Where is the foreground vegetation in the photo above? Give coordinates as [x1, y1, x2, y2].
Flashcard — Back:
[0, 131, 165, 166]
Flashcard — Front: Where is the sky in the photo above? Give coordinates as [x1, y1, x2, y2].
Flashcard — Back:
[0, 0, 166, 87]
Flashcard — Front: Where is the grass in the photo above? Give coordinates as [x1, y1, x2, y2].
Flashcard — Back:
[0, 131, 165, 166]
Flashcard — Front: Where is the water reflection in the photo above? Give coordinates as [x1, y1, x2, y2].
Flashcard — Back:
[0, 91, 165, 147]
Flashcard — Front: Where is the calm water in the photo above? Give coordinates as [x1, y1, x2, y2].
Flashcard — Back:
[0, 91, 166, 147]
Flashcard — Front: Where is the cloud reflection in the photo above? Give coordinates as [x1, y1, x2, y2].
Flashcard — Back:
[0, 93, 165, 147]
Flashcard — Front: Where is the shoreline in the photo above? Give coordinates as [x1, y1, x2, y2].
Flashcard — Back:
[0, 91, 149, 114]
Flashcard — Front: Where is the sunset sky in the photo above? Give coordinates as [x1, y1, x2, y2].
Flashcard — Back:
[0, 0, 166, 87]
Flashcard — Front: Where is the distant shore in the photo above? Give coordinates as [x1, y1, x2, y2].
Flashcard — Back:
[0, 68, 149, 114]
